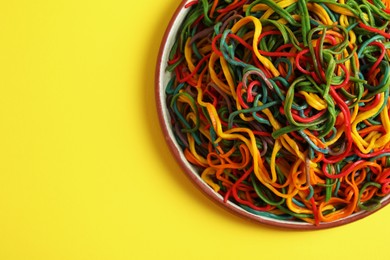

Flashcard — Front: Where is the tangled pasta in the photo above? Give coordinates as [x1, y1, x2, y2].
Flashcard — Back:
[164, 0, 390, 225]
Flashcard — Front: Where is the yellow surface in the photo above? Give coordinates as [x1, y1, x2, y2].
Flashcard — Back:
[0, 1, 390, 259]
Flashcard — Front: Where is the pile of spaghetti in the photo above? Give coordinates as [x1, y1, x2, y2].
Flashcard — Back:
[165, 0, 390, 225]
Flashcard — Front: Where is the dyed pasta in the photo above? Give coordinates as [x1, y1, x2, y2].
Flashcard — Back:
[165, 0, 390, 225]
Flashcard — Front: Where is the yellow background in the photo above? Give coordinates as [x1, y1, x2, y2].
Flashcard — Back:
[0, 0, 389, 259]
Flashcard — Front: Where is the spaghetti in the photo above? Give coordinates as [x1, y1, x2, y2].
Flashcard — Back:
[165, 0, 390, 225]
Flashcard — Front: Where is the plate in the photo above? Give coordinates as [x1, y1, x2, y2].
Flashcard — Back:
[155, 0, 390, 229]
